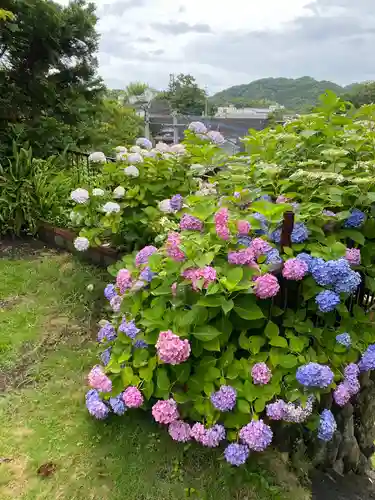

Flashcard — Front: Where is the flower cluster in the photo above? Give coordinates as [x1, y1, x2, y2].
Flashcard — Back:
[166, 232, 185, 262]
[254, 273, 280, 299]
[282, 258, 308, 281]
[88, 365, 112, 393]
[251, 363, 272, 385]
[152, 399, 179, 424]
[215, 208, 230, 240]
[180, 214, 203, 231]
[296, 363, 334, 388]
[135, 246, 157, 266]
[210, 385, 237, 411]
[318, 410, 337, 441]
[156, 331, 191, 365]
[239, 420, 273, 452]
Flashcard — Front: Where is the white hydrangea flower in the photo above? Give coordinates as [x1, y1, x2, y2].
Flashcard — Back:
[136, 137, 153, 150]
[170, 144, 186, 155]
[155, 142, 170, 153]
[116, 152, 128, 162]
[115, 146, 127, 153]
[143, 150, 157, 158]
[130, 145, 142, 153]
[70, 188, 89, 204]
[190, 164, 205, 174]
[207, 130, 225, 145]
[162, 153, 173, 160]
[124, 165, 139, 177]
[89, 152, 106, 163]
[113, 186, 125, 198]
[188, 121, 207, 134]
[158, 199, 174, 213]
[92, 188, 105, 197]
[74, 237, 90, 252]
[103, 202, 121, 214]
[127, 152, 143, 163]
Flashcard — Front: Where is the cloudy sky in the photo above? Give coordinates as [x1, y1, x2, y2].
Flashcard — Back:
[56, 0, 375, 94]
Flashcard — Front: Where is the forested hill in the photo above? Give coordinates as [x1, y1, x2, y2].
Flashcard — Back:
[210, 76, 349, 111]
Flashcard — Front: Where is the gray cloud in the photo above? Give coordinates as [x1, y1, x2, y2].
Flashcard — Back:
[151, 21, 212, 35]
[185, 0, 375, 86]
[99, 0, 146, 16]
[137, 36, 155, 43]
[151, 49, 164, 56]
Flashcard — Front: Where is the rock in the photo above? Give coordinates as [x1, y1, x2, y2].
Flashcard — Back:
[332, 459, 344, 475]
[326, 431, 342, 466]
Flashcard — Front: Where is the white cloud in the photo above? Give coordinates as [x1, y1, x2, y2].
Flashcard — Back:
[55, 0, 373, 93]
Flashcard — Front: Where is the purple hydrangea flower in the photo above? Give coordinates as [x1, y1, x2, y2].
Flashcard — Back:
[266, 400, 287, 421]
[207, 130, 225, 145]
[188, 121, 207, 134]
[134, 339, 148, 349]
[110, 295, 123, 313]
[256, 194, 273, 202]
[201, 424, 226, 448]
[168, 421, 191, 442]
[322, 210, 336, 217]
[85, 390, 109, 420]
[140, 266, 156, 283]
[224, 443, 250, 466]
[344, 363, 359, 380]
[343, 209, 366, 228]
[135, 246, 157, 266]
[296, 252, 314, 271]
[336, 332, 351, 348]
[252, 212, 268, 235]
[97, 323, 117, 343]
[296, 363, 334, 388]
[333, 383, 351, 407]
[100, 347, 112, 366]
[251, 363, 272, 385]
[104, 284, 117, 301]
[265, 248, 283, 266]
[315, 290, 341, 313]
[109, 394, 127, 415]
[119, 319, 140, 339]
[180, 214, 204, 231]
[270, 222, 309, 244]
[170, 194, 183, 211]
[239, 420, 273, 452]
[358, 344, 375, 372]
[318, 409, 337, 441]
[266, 398, 314, 423]
[344, 363, 360, 395]
[210, 385, 237, 412]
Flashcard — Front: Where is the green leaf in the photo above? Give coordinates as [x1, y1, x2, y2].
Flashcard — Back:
[234, 305, 264, 320]
[203, 338, 221, 351]
[221, 298, 234, 315]
[138, 367, 153, 382]
[269, 337, 288, 348]
[265, 321, 279, 338]
[249, 336, 266, 355]
[121, 366, 134, 386]
[239, 331, 250, 350]
[289, 336, 307, 353]
[226, 362, 240, 379]
[341, 230, 365, 246]
[142, 380, 154, 400]
[227, 267, 243, 286]
[197, 295, 222, 307]
[254, 398, 266, 413]
[193, 326, 222, 342]
[237, 399, 251, 414]
[206, 283, 220, 295]
[172, 363, 191, 383]
[157, 368, 170, 391]
[132, 348, 149, 368]
[279, 354, 298, 369]
[204, 367, 221, 381]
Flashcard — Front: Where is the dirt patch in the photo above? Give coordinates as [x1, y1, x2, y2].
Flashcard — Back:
[0, 457, 30, 499]
[0, 236, 50, 260]
[311, 470, 375, 499]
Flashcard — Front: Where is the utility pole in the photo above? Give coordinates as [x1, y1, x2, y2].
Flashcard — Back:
[172, 111, 179, 144]
[204, 85, 208, 117]
[144, 103, 150, 140]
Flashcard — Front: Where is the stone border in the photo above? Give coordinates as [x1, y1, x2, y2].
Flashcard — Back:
[37, 222, 120, 268]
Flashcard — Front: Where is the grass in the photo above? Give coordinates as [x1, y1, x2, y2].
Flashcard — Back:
[0, 243, 311, 500]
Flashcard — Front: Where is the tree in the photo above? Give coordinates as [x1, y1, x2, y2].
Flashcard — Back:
[345, 82, 375, 108]
[0, 0, 104, 158]
[162, 74, 206, 115]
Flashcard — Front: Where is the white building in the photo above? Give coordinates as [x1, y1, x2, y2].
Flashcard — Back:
[215, 104, 284, 119]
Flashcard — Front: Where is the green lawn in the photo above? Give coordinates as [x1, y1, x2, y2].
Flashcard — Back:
[0, 244, 310, 500]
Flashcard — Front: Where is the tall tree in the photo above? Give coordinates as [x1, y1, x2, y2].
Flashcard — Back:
[0, 0, 104, 157]
[163, 74, 206, 115]
[345, 82, 375, 108]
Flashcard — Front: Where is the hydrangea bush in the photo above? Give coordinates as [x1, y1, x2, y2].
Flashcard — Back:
[84, 98, 375, 467]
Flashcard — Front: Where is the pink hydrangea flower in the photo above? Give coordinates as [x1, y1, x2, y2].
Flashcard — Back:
[156, 330, 191, 365]
[251, 363, 272, 385]
[237, 220, 251, 235]
[88, 365, 112, 393]
[345, 248, 361, 266]
[215, 208, 230, 240]
[276, 195, 289, 204]
[250, 238, 272, 259]
[135, 246, 157, 267]
[152, 399, 179, 424]
[282, 258, 308, 281]
[182, 266, 217, 291]
[168, 420, 191, 442]
[254, 273, 280, 299]
[180, 214, 204, 232]
[123, 386, 144, 408]
[333, 383, 351, 407]
[166, 232, 185, 262]
[171, 282, 177, 297]
[190, 423, 206, 443]
[228, 248, 255, 266]
[116, 269, 132, 294]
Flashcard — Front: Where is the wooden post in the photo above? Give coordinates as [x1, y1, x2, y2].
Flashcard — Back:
[280, 211, 294, 252]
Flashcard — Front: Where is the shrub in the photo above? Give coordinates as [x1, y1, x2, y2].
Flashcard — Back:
[84, 105, 375, 467]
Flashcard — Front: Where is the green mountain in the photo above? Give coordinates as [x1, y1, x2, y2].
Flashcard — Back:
[210, 76, 348, 112]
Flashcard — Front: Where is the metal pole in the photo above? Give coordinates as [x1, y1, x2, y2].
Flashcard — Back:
[144, 104, 150, 140]
[172, 112, 179, 144]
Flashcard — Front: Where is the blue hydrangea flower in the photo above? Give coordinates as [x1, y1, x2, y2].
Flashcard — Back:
[252, 213, 268, 235]
[315, 290, 341, 312]
[85, 390, 109, 419]
[119, 319, 140, 339]
[97, 322, 117, 343]
[210, 385, 237, 411]
[256, 194, 273, 202]
[104, 284, 117, 301]
[358, 344, 375, 372]
[86, 389, 100, 402]
[333, 270, 361, 294]
[311, 259, 332, 286]
[237, 235, 252, 247]
[296, 253, 314, 271]
[134, 339, 148, 349]
[265, 248, 283, 265]
[140, 266, 156, 283]
[109, 394, 127, 415]
[343, 209, 366, 228]
[270, 222, 309, 244]
[336, 333, 351, 348]
[100, 347, 112, 366]
[318, 409, 337, 441]
[296, 363, 334, 388]
[224, 443, 250, 466]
